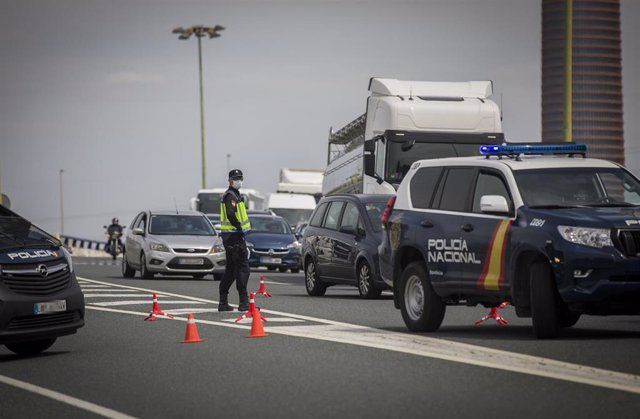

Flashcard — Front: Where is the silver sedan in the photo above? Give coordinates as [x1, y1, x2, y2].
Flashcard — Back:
[122, 210, 225, 280]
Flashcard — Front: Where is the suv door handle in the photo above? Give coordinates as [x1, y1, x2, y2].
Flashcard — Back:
[461, 223, 474, 232]
[420, 220, 434, 228]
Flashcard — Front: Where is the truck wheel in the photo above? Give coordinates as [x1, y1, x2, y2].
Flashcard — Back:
[530, 260, 561, 339]
[122, 255, 135, 278]
[399, 262, 445, 332]
[305, 259, 326, 296]
[357, 260, 382, 299]
[5, 338, 57, 356]
[140, 254, 154, 279]
[278, 267, 288, 273]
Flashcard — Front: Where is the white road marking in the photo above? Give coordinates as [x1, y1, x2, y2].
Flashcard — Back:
[163, 308, 221, 315]
[89, 300, 205, 307]
[0, 373, 136, 419]
[263, 280, 288, 285]
[83, 294, 165, 298]
[223, 317, 305, 324]
[78, 277, 640, 395]
[79, 285, 112, 289]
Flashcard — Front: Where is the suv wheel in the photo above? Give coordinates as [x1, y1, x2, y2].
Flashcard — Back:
[357, 260, 381, 299]
[5, 338, 57, 356]
[559, 310, 581, 328]
[399, 262, 445, 332]
[122, 254, 135, 278]
[140, 253, 154, 279]
[305, 259, 326, 296]
[530, 260, 561, 338]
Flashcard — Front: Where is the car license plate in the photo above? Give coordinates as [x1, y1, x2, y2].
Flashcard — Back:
[34, 300, 67, 315]
[261, 257, 282, 264]
[179, 258, 204, 265]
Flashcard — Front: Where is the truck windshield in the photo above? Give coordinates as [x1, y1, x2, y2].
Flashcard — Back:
[385, 142, 481, 184]
[148, 215, 215, 236]
[0, 216, 60, 250]
[197, 193, 223, 214]
[269, 208, 314, 227]
[515, 168, 640, 208]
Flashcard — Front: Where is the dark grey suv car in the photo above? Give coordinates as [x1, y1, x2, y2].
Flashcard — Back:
[301, 195, 390, 298]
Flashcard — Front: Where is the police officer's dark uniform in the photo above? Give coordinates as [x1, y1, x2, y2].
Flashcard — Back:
[218, 169, 251, 312]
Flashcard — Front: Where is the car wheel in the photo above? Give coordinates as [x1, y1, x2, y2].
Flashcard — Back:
[213, 273, 224, 281]
[122, 254, 135, 278]
[530, 260, 561, 339]
[278, 267, 288, 273]
[357, 260, 382, 299]
[305, 259, 326, 296]
[291, 268, 300, 274]
[399, 262, 445, 332]
[5, 338, 57, 356]
[140, 253, 154, 279]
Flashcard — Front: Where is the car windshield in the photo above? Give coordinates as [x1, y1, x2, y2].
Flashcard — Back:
[269, 208, 313, 227]
[148, 215, 215, 236]
[248, 217, 292, 235]
[0, 216, 60, 250]
[515, 168, 640, 208]
[385, 142, 482, 185]
[364, 202, 388, 232]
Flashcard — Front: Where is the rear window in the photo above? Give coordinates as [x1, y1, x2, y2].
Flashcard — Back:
[323, 201, 344, 230]
[437, 168, 476, 212]
[364, 202, 387, 232]
[309, 203, 328, 227]
[410, 167, 443, 209]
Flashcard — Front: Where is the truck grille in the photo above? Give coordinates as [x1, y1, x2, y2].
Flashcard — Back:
[0, 258, 72, 295]
[617, 230, 640, 257]
[7, 311, 80, 331]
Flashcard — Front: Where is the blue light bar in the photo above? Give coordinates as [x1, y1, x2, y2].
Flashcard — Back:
[479, 143, 587, 156]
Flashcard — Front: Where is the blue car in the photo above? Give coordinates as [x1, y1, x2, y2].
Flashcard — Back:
[246, 214, 302, 273]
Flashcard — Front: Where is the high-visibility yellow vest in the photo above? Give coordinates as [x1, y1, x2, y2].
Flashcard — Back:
[220, 192, 251, 233]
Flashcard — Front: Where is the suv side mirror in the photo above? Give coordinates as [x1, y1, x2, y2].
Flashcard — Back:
[132, 227, 144, 236]
[480, 195, 510, 215]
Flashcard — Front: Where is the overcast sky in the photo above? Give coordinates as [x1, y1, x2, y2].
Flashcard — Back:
[1, 0, 638, 240]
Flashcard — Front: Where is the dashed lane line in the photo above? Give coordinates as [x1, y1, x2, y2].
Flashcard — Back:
[78, 276, 640, 396]
[0, 373, 136, 419]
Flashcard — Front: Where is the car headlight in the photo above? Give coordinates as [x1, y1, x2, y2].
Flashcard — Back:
[61, 246, 74, 273]
[557, 226, 613, 248]
[150, 242, 171, 252]
[287, 241, 302, 250]
[210, 244, 225, 254]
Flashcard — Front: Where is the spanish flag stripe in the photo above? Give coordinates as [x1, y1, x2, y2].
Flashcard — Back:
[477, 220, 511, 291]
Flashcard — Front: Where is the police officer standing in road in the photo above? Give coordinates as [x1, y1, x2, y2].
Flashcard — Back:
[218, 169, 251, 312]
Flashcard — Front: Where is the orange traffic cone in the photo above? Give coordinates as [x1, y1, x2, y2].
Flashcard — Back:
[144, 293, 175, 321]
[255, 275, 272, 298]
[247, 307, 268, 338]
[475, 302, 509, 326]
[235, 293, 267, 323]
[182, 313, 203, 343]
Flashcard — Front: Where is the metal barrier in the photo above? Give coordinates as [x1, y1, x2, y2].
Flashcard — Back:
[60, 235, 106, 251]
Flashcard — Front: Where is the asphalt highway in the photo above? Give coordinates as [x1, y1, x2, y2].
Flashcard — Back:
[1, 257, 639, 418]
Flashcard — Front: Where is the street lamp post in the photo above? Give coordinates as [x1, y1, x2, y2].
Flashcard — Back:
[172, 24, 225, 189]
[59, 169, 64, 235]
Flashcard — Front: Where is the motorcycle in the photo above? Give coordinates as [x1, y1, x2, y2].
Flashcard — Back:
[104, 226, 124, 260]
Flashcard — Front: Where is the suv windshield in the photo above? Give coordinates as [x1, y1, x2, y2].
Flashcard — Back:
[0, 216, 60, 250]
[248, 217, 292, 235]
[385, 142, 482, 185]
[269, 208, 313, 227]
[515, 168, 640, 208]
[148, 215, 215, 236]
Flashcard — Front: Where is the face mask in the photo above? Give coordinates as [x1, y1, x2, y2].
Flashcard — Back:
[232, 180, 243, 189]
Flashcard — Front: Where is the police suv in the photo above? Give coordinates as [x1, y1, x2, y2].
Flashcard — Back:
[0, 205, 84, 355]
[378, 144, 640, 338]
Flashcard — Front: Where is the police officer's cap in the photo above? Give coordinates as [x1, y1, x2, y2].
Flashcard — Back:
[228, 169, 243, 180]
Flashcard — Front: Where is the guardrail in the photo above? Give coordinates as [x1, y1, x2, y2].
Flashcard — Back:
[60, 235, 106, 251]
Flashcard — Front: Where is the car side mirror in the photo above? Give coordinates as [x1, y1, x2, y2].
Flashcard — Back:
[480, 195, 510, 215]
[132, 227, 144, 236]
[340, 225, 356, 235]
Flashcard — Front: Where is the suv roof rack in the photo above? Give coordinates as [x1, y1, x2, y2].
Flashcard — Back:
[479, 143, 587, 160]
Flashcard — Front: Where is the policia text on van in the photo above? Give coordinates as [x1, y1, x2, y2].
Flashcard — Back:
[0, 205, 84, 355]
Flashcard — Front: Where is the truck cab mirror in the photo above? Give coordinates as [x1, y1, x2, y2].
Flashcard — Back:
[480, 195, 510, 215]
[364, 139, 376, 177]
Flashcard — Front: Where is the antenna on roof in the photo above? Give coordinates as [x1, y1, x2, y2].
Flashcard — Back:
[500, 93, 504, 121]
[173, 197, 179, 214]
[409, 84, 414, 101]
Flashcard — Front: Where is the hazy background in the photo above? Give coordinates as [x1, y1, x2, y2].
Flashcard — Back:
[0, 0, 638, 240]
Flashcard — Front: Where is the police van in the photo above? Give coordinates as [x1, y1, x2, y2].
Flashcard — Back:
[0, 205, 84, 355]
[378, 144, 640, 338]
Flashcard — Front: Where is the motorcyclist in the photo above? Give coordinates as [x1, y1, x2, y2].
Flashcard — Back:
[105, 218, 124, 254]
